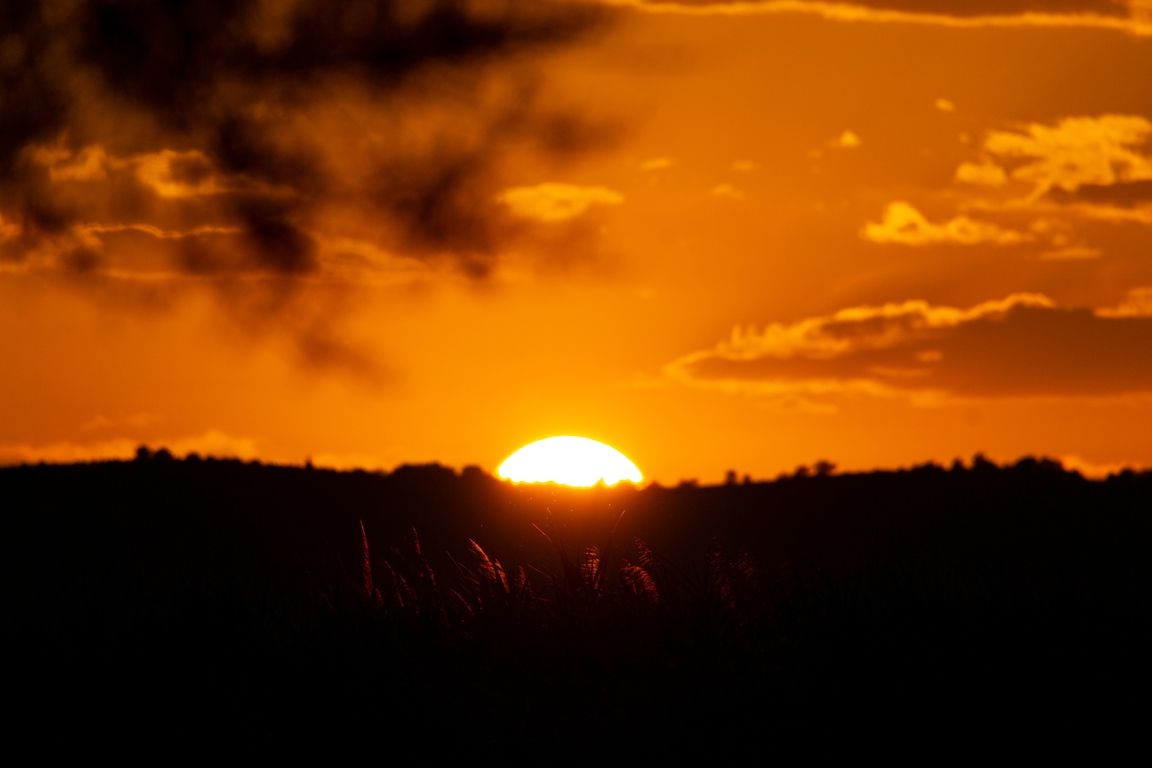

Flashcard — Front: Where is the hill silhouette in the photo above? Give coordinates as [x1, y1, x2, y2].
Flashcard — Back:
[7, 454, 1151, 760]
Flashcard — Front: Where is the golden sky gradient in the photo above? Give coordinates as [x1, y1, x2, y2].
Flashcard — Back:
[2, 1, 1151, 482]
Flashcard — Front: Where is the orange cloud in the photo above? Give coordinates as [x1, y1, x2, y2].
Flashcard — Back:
[1039, 245, 1102, 261]
[862, 202, 1031, 246]
[602, 1, 1152, 35]
[1098, 286, 1152, 317]
[1058, 454, 1143, 479]
[497, 183, 624, 222]
[710, 183, 746, 200]
[955, 161, 1008, 187]
[0, 430, 260, 467]
[951, 116, 1152, 256]
[982, 115, 1152, 196]
[930, 115, 1152, 261]
[132, 150, 245, 199]
[667, 293, 1152, 399]
[28, 144, 114, 182]
[0, 213, 18, 242]
[832, 130, 862, 149]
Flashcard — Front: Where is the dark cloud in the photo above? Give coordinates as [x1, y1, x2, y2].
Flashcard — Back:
[637, 0, 1132, 16]
[1051, 180, 1152, 208]
[818, 0, 1130, 16]
[1, 1, 607, 271]
[669, 295, 1152, 399]
[0, 1, 611, 373]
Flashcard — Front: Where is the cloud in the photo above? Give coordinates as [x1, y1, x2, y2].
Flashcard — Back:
[601, 1, 1152, 35]
[0, 429, 259, 466]
[130, 149, 250, 199]
[1050, 179, 1152, 208]
[0, 213, 19, 241]
[2, 2, 609, 269]
[883, 115, 1152, 263]
[955, 161, 1008, 187]
[969, 195, 1152, 228]
[640, 157, 676, 171]
[667, 291, 1152, 399]
[1059, 202, 1152, 225]
[951, 115, 1152, 244]
[0, 1, 611, 369]
[981, 115, 1152, 196]
[1041, 247, 1101, 262]
[935, 98, 956, 113]
[832, 130, 862, 149]
[862, 202, 1031, 245]
[29, 144, 113, 183]
[497, 182, 624, 222]
[1059, 454, 1145, 479]
[1040, 245, 1103, 261]
[710, 183, 746, 200]
[1098, 286, 1152, 317]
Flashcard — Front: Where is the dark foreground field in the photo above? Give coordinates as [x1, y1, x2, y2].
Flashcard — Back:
[7, 456, 1151, 761]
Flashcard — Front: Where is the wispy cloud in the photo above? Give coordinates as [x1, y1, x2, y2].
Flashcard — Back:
[862, 202, 1031, 246]
[640, 157, 677, 171]
[950, 115, 1152, 248]
[710, 183, 746, 200]
[955, 161, 1008, 187]
[497, 183, 624, 222]
[982, 114, 1152, 198]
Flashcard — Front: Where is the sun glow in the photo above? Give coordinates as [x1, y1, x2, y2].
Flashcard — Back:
[497, 436, 643, 487]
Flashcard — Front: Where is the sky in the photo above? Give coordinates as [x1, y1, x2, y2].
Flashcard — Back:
[2, 0, 1151, 483]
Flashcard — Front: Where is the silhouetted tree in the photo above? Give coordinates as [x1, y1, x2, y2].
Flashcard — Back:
[1013, 455, 1064, 474]
[971, 452, 997, 472]
[813, 460, 837, 477]
[460, 465, 488, 482]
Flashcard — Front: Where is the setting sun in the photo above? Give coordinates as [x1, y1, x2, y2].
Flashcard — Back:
[497, 436, 643, 487]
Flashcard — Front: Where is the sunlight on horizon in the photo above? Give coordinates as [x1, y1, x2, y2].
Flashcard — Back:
[497, 436, 643, 487]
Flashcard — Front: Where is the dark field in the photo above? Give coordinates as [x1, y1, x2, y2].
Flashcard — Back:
[7, 456, 1151, 761]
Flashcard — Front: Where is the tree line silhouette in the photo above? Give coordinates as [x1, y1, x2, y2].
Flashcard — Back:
[6, 452, 1150, 760]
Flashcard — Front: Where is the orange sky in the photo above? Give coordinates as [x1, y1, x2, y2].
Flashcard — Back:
[2, 1, 1151, 483]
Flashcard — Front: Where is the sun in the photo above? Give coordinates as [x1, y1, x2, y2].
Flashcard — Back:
[497, 436, 643, 487]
